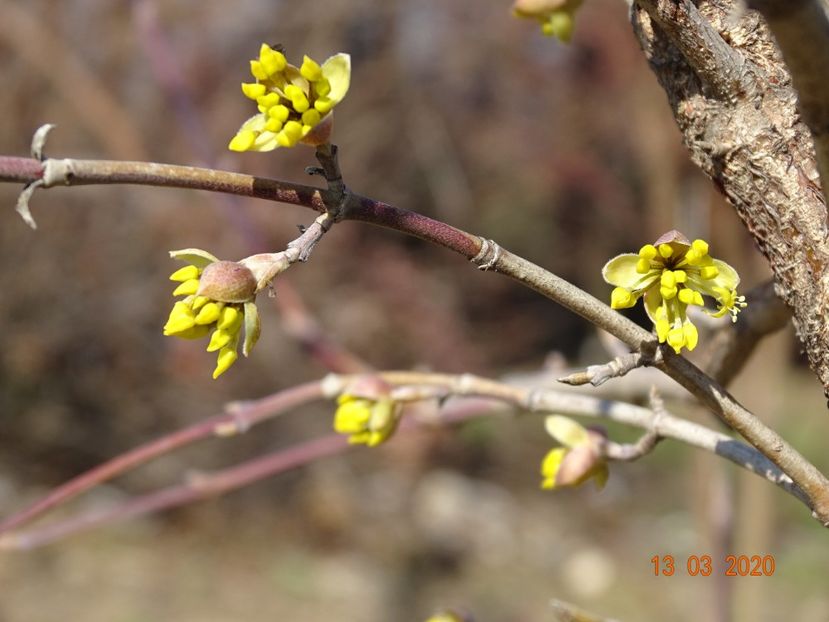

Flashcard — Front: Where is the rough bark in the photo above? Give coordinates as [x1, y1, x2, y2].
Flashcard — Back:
[632, 0, 829, 399]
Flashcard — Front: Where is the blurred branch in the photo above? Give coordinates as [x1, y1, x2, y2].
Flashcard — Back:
[2, 150, 828, 521]
[550, 599, 620, 622]
[0, 382, 325, 534]
[747, 0, 829, 202]
[0, 370, 810, 549]
[0, 0, 147, 158]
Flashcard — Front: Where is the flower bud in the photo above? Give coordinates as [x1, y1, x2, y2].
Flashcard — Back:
[196, 261, 257, 303]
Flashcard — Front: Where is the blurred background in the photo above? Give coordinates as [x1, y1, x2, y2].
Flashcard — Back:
[1, 0, 828, 620]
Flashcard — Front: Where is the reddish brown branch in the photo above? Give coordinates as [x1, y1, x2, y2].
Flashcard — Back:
[0, 382, 324, 534]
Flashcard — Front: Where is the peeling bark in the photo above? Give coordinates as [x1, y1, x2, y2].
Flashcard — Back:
[632, 0, 829, 399]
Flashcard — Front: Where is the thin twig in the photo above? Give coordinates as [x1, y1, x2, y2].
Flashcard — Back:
[0, 371, 810, 547]
[558, 352, 647, 387]
[0, 382, 325, 534]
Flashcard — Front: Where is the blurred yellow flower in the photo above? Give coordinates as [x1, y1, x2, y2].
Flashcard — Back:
[512, 0, 583, 42]
[602, 231, 746, 354]
[541, 415, 608, 490]
[229, 44, 351, 151]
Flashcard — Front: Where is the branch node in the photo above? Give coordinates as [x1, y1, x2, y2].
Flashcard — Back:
[558, 352, 646, 387]
[471, 237, 502, 271]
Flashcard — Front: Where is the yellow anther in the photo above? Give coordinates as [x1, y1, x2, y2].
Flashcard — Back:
[207, 328, 232, 352]
[636, 258, 651, 274]
[170, 265, 200, 282]
[314, 97, 334, 114]
[265, 118, 283, 132]
[673, 269, 687, 283]
[195, 302, 222, 325]
[313, 78, 331, 97]
[610, 287, 634, 309]
[291, 93, 309, 113]
[678, 288, 697, 305]
[700, 265, 720, 280]
[173, 279, 200, 297]
[301, 109, 321, 127]
[691, 239, 709, 256]
[639, 244, 658, 260]
[660, 285, 677, 300]
[300, 55, 323, 81]
[268, 105, 290, 122]
[284, 84, 302, 99]
[259, 44, 286, 75]
[283, 120, 303, 141]
[249, 60, 268, 81]
[660, 271, 676, 287]
[217, 306, 242, 331]
[228, 130, 256, 152]
[693, 291, 704, 306]
[241, 82, 266, 100]
[256, 93, 280, 110]
[212, 346, 239, 379]
[658, 243, 674, 259]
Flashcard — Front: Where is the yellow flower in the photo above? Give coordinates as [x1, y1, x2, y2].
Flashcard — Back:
[512, 0, 583, 42]
[541, 415, 608, 490]
[602, 230, 747, 354]
[228, 44, 351, 152]
[163, 249, 261, 379]
[334, 394, 402, 446]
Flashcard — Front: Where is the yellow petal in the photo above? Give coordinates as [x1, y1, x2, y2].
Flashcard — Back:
[206, 328, 232, 352]
[602, 254, 642, 288]
[334, 400, 372, 433]
[217, 305, 242, 331]
[163, 301, 196, 335]
[195, 302, 222, 325]
[229, 129, 256, 152]
[320, 53, 351, 105]
[540, 448, 567, 486]
[169, 265, 200, 282]
[171, 324, 211, 340]
[545, 415, 589, 448]
[683, 321, 699, 351]
[212, 346, 239, 379]
[173, 279, 200, 296]
[710, 259, 740, 290]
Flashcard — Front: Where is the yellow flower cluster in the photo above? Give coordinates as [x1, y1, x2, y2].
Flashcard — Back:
[228, 44, 351, 151]
[162, 250, 260, 379]
[541, 415, 608, 490]
[603, 231, 746, 354]
[333, 394, 402, 446]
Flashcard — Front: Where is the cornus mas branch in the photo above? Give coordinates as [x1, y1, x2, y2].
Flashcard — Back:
[1, 153, 828, 523]
[0, 372, 808, 548]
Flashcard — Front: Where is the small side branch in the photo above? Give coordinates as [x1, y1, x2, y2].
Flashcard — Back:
[558, 352, 650, 387]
